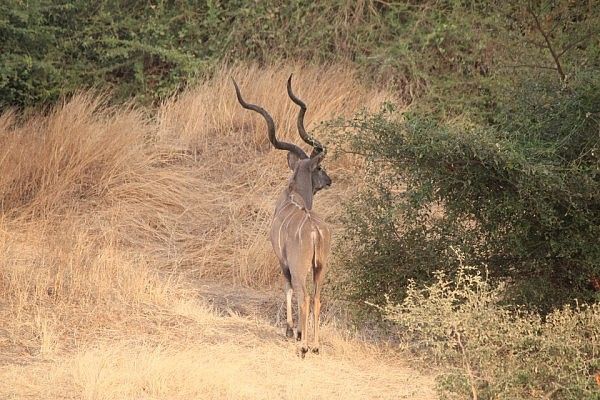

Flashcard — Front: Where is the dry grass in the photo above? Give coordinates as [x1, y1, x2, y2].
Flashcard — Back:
[0, 64, 433, 399]
[1, 305, 437, 399]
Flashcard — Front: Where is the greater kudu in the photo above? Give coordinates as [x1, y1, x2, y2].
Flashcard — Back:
[233, 75, 331, 357]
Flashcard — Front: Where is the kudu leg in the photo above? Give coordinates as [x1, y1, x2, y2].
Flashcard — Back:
[312, 266, 324, 354]
[284, 280, 294, 338]
[292, 276, 310, 357]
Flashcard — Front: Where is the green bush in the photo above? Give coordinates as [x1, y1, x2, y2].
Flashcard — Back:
[0, 1, 62, 107]
[1, 0, 202, 107]
[330, 0, 600, 311]
[333, 70, 600, 311]
[380, 264, 600, 400]
[0, 1, 521, 108]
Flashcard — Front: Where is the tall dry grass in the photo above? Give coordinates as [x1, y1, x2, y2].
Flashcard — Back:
[0, 64, 395, 361]
[0, 64, 434, 399]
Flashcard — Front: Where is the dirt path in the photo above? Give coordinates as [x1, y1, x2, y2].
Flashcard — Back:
[192, 280, 439, 399]
[0, 280, 438, 399]
[195, 280, 283, 320]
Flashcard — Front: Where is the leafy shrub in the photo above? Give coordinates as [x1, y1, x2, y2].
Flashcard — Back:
[327, 1, 600, 311]
[0, 0, 201, 108]
[333, 70, 600, 310]
[380, 263, 600, 400]
[1, 1, 553, 108]
[0, 1, 62, 107]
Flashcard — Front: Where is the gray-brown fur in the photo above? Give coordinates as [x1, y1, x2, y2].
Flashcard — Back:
[233, 75, 332, 356]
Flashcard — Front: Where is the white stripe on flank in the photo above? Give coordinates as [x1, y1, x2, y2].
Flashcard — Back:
[273, 192, 328, 258]
[297, 213, 309, 247]
[311, 229, 318, 253]
[277, 208, 296, 254]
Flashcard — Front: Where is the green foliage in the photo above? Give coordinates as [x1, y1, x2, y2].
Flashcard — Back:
[332, 1, 600, 311]
[380, 266, 600, 400]
[1, 0, 550, 108]
[335, 71, 600, 311]
[1, 0, 206, 107]
[0, 1, 61, 107]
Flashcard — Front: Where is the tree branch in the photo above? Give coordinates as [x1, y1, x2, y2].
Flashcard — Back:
[499, 63, 559, 71]
[455, 331, 478, 400]
[558, 32, 595, 58]
[548, 15, 563, 35]
[527, 6, 566, 82]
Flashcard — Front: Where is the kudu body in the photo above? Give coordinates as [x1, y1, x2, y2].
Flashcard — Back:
[233, 76, 331, 356]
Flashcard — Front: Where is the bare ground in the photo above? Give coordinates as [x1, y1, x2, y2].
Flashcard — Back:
[1, 280, 438, 399]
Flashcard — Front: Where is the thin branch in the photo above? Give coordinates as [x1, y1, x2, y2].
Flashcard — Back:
[548, 15, 563, 35]
[455, 331, 478, 400]
[499, 63, 560, 71]
[558, 32, 595, 58]
[527, 6, 566, 82]
[337, 148, 369, 157]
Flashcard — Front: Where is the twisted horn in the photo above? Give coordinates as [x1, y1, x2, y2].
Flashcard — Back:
[287, 74, 326, 156]
[233, 78, 308, 159]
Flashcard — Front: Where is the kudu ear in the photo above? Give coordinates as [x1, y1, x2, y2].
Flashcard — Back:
[287, 152, 301, 171]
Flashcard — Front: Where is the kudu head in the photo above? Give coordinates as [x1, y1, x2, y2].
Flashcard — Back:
[232, 75, 331, 206]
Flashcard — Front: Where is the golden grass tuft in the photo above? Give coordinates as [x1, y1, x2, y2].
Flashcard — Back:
[0, 64, 432, 399]
[158, 63, 391, 150]
[0, 95, 153, 218]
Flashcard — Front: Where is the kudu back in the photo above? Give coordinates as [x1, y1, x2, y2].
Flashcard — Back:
[233, 76, 331, 357]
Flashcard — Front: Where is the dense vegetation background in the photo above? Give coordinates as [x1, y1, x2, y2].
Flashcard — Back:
[324, 1, 600, 311]
[1, 1, 599, 398]
[6, 1, 595, 109]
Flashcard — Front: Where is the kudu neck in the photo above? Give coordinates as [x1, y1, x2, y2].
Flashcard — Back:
[288, 168, 314, 210]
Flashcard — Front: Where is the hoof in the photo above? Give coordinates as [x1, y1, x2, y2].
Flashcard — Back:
[286, 326, 294, 338]
[299, 346, 309, 358]
[311, 347, 320, 355]
[296, 331, 302, 342]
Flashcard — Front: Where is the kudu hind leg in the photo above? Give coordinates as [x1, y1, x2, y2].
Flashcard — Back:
[281, 263, 295, 339]
[312, 264, 324, 354]
[291, 275, 310, 356]
[284, 280, 294, 338]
